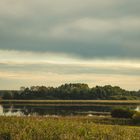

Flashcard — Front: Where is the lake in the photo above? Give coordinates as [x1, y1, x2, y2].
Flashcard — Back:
[0, 101, 138, 116]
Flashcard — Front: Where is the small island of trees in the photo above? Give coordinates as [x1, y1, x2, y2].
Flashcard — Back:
[0, 83, 140, 100]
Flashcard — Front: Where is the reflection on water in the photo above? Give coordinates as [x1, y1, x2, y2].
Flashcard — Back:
[135, 106, 140, 112]
[0, 105, 24, 116]
[0, 104, 138, 117]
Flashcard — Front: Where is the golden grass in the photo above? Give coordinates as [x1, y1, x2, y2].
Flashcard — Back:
[0, 116, 139, 140]
[1, 100, 140, 106]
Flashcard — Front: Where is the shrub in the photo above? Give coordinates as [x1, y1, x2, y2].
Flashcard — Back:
[132, 112, 140, 124]
[111, 108, 134, 118]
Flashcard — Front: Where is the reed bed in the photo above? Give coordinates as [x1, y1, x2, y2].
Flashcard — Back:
[0, 116, 140, 140]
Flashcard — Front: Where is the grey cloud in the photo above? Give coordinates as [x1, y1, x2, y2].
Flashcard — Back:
[0, 0, 140, 59]
[1, 0, 139, 18]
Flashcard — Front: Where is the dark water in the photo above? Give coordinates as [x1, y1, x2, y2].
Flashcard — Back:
[0, 104, 137, 116]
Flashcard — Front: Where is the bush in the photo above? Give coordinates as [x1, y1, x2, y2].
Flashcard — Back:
[132, 112, 140, 124]
[111, 108, 134, 118]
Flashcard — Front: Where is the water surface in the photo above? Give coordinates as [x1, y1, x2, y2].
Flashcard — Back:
[0, 103, 137, 116]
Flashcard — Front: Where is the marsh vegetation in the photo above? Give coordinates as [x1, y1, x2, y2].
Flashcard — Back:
[0, 116, 140, 140]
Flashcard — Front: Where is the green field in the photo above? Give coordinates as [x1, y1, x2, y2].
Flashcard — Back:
[0, 116, 139, 140]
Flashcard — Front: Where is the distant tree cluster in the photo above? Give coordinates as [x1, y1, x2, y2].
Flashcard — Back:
[0, 83, 140, 100]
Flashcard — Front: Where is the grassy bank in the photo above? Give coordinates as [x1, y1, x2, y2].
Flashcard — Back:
[1, 100, 140, 106]
[0, 116, 140, 140]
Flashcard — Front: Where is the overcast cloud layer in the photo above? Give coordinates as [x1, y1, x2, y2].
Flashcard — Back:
[0, 0, 140, 90]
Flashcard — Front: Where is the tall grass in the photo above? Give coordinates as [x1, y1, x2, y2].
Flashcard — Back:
[0, 116, 140, 140]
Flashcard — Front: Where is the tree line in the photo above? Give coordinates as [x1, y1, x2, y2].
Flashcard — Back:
[0, 83, 140, 100]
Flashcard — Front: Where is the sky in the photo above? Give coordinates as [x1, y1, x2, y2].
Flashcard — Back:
[0, 0, 140, 90]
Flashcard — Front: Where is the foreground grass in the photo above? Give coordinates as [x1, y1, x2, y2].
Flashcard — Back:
[0, 116, 140, 140]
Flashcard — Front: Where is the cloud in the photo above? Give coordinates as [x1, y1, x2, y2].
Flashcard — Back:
[48, 17, 140, 40]
[0, 0, 140, 90]
[0, 15, 140, 59]
[0, 0, 139, 18]
[0, 50, 140, 76]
